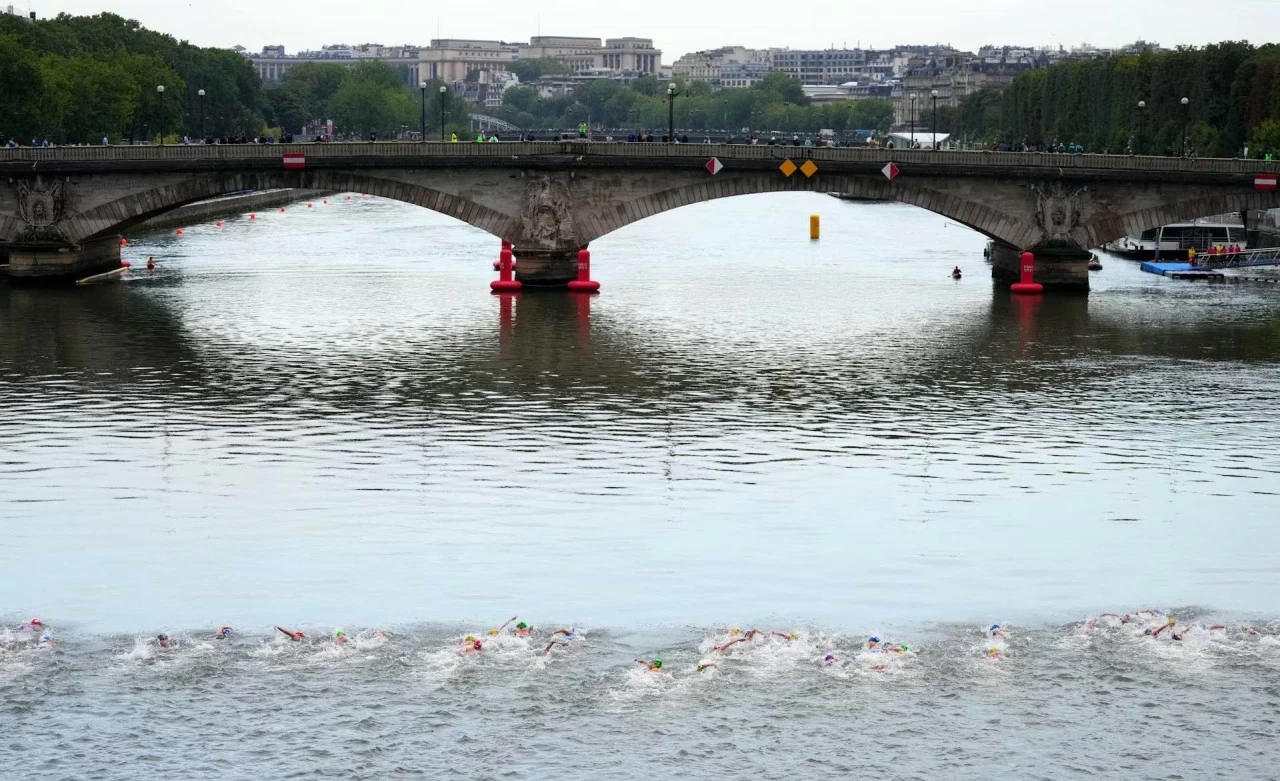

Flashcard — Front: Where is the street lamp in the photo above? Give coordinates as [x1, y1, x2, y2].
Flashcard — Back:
[1180, 96, 1190, 157]
[930, 89, 938, 150]
[1136, 100, 1145, 155]
[156, 85, 165, 145]
[419, 81, 427, 143]
[909, 93, 917, 148]
[439, 85, 448, 142]
[197, 89, 206, 141]
[667, 82, 678, 142]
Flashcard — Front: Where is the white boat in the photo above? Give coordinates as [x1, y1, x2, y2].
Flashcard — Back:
[1104, 221, 1248, 260]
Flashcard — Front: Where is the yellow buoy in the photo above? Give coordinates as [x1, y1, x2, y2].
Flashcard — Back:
[809, 214, 820, 240]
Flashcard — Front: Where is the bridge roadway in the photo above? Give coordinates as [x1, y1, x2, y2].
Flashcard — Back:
[2, 142, 1277, 289]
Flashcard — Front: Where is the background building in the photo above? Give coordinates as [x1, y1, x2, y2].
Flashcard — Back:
[672, 46, 768, 87]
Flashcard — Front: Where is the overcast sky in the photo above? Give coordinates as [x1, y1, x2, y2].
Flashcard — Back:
[25, 0, 1280, 60]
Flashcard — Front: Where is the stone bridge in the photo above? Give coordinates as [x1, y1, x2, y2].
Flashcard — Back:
[2, 142, 1277, 289]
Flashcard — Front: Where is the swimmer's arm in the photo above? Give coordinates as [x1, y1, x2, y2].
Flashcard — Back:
[1100, 613, 1121, 618]
[551, 629, 571, 637]
[542, 641, 561, 655]
[770, 632, 790, 640]
[1207, 624, 1226, 631]
[1150, 624, 1170, 638]
[274, 626, 295, 638]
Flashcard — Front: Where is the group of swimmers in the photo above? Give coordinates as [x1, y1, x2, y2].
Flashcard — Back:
[7, 612, 1272, 667]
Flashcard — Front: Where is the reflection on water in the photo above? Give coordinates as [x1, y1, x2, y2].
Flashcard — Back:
[2, 193, 1279, 636]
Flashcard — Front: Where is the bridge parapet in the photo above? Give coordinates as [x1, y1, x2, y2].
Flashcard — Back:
[2, 142, 1277, 177]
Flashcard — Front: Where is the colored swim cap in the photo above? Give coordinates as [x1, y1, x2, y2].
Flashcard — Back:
[652, 658, 663, 669]
[990, 624, 1001, 631]
[731, 628, 741, 635]
[488, 629, 499, 636]
[39, 634, 52, 643]
[473, 640, 482, 650]
[697, 663, 707, 672]
[900, 644, 909, 652]
[1168, 617, 1177, 625]
[987, 647, 999, 655]
[516, 622, 528, 630]
[465, 635, 476, 642]
[869, 636, 880, 643]
[157, 634, 168, 641]
[335, 630, 346, 637]
[219, 627, 231, 637]
[29, 618, 42, 626]
[790, 632, 799, 640]
[824, 654, 835, 661]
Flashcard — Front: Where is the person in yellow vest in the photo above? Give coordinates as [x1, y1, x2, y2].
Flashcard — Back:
[450, 132, 458, 143]
[475, 133, 485, 143]
[1187, 246, 1197, 266]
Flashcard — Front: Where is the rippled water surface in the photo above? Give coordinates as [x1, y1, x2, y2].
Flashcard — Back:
[3, 193, 1279, 777]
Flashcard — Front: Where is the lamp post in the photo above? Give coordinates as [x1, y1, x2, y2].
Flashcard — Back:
[439, 85, 448, 141]
[419, 81, 427, 142]
[1136, 100, 1145, 155]
[909, 93, 917, 148]
[930, 89, 938, 150]
[156, 85, 165, 145]
[667, 82, 678, 142]
[197, 89, 205, 141]
[1180, 96, 1190, 157]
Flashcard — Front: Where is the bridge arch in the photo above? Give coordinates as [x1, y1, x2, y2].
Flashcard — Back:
[578, 173, 1039, 249]
[1080, 190, 1280, 249]
[69, 171, 521, 244]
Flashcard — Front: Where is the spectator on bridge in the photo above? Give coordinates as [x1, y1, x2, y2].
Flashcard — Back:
[680, 133, 689, 144]
[489, 133, 500, 142]
[451, 133, 458, 143]
[102, 135, 109, 145]
[475, 133, 485, 143]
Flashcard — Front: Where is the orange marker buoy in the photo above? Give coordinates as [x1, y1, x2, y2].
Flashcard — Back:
[175, 228, 183, 236]
[280, 207, 285, 212]
[307, 203, 313, 208]
[346, 195, 352, 200]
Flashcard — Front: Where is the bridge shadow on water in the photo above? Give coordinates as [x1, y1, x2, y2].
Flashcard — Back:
[2, 278, 1280, 428]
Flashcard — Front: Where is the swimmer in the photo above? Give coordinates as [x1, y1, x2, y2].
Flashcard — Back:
[460, 635, 483, 654]
[988, 624, 1005, 637]
[865, 636, 882, 651]
[541, 640, 566, 655]
[985, 647, 1003, 660]
[155, 634, 171, 649]
[213, 626, 233, 640]
[514, 622, 531, 638]
[37, 633, 57, 650]
[770, 631, 800, 642]
[696, 662, 716, 672]
[1099, 613, 1132, 624]
[888, 644, 910, 655]
[822, 654, 837, 666]
[20, 618, 44, 633]
[635, 657, 663, 672]
[274, 626, 305, 641]
[334, 629, 349, 645]
[1243, 625, 1260, 636]
[1148, 617, 1180, 639]
[488, 616, 518, 637]
[550, 628, 579, 640]
[146, 257, 156, 270]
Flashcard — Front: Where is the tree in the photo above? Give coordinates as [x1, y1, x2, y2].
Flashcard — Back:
[1248, 119, 1280, 156]
[508, 58, 568, 84]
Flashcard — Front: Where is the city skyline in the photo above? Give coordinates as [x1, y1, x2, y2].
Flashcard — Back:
[19, 0, 1280, 62]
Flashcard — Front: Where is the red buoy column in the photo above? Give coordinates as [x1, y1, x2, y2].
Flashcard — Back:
[567, 248, 600, 293]
[1010, 251, 1044, 294]
[494, 240, 518, 271]
[490, 245, 522, 293]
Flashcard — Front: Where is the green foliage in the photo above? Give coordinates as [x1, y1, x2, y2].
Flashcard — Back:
[489, 72, 890, 134]
[509, 58, 569, 84]
[1249, 119, 1280, 156]
[952, 41, 1280, 155]
[0, 12, 263, 141]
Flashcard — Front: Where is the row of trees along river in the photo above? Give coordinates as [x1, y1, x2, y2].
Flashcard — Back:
[940, 42, 1280, 156]
[2, 14, 1280, 152]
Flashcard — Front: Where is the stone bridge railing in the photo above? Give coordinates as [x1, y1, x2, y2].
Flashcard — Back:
[2, 142, 1278, 176]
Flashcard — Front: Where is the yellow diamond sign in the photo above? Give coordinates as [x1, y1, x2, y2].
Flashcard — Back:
[799, 160, 819, 178]
[779, 159, 798, 177]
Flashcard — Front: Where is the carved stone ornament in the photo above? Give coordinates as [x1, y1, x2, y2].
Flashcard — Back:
[1031, 181, 1085, 242]
[15, 176, 67, 241]
[520, 176, 577, 249]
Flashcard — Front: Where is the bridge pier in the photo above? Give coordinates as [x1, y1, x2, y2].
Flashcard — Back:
[513, 249, 579, 287]
[990, 243, 1090, 293]
[6, 236, 122, 283]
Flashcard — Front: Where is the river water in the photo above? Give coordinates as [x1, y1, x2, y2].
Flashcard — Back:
[2, 193, 1279, 778]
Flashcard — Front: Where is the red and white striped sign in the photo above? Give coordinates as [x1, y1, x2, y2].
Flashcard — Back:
[705, 157, 723, 175]
[283, 153, 306, 170]
[1256, 174, 1277, 190]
